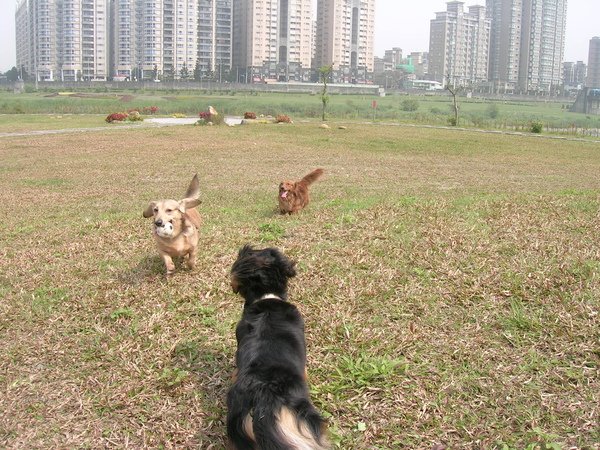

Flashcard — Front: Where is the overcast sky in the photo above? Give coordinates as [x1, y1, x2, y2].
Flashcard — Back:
[0, 0, 598, 73]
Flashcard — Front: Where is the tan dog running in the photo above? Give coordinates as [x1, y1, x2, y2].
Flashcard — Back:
[143, 174, 202, 276]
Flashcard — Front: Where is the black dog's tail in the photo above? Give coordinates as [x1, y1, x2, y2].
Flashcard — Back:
[227, 384, 329, 450]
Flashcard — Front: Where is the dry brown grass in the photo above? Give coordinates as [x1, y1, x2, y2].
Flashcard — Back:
[0, 123, 599, 449]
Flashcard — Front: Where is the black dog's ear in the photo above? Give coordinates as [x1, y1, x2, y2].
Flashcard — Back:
[284, 259, 297, 278]
[237, 244, 254, 259]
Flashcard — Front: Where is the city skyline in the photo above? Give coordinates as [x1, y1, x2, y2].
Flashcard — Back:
[1, 0, 598, 73]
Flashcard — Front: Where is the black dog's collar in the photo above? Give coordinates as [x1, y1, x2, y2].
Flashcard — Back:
[258, 293, 282, 301]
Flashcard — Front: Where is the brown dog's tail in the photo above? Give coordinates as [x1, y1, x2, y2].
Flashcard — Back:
[276, 406, 330, 450]
[227, 383, 329, 449]
[301, 168, 324, 186]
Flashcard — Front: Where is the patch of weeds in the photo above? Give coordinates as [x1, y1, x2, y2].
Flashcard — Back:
[496, 427, 562, 450]
[397, 195, 419, 207]
[568, 259, 600, 282]
[22, 178, 69, 189]
[327, 197, 379, 213]
[338, 213, 356, 225]
[194, 305, 218, 327]
[520, 349, 554, 375]
[318, 354, 406, 398]
[172, 340, 200, 367]
[259, 222, 285, 242]
[109, 307, 134, 320]
[499, 299, 541, 345]
[158, 367, 190, 388]
[412, 266, 433, 285]
[30, 286, 69, 317]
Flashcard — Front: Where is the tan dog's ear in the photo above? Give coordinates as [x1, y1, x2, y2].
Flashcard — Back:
[178, 198, 202, 213]
[143, 202, 157, 218]
[184, 174, 200, 199]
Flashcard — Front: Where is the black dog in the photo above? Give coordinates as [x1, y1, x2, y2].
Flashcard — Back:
[227, 245, 329, 450]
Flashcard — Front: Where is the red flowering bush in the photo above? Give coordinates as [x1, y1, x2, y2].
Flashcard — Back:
[105, 112, 128, 123]
[244, 112, 257, 119]
[197, 110, 224, 125]
[276, 114, 292, 123]
[143, 106, 159, 115]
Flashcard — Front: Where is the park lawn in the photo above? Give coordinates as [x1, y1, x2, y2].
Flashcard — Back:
[0, 122, 598, 449]
[2, 90, 600, 131]
[0, 114, 119, 133]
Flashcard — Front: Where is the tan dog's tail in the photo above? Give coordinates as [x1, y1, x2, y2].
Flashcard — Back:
[182, 174, 202, 229]
[301, 168, 324, 186]
[184, 173, 200, 199]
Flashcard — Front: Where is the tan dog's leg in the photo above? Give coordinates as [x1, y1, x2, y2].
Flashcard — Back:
[187, 248, 197, 270]
[161, 253, 176, 276]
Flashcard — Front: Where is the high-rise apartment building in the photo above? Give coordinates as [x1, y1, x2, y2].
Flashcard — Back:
[587, 37, 600, 88]
[384, 48, 403, 67]
[486, 0, 566, 93]
[520, 0, 566, 92]
[563, 61, 586, 88]
[232, 0, 313, 82]
[198, 0, 232, 79]
[17, 0, 232, 82]
[16, 0, 109, 81]
[486, 0, 521, 89]
[428, 1, 490, 85]
[314, 0, 376, 83]
[112, 0, 217, 81]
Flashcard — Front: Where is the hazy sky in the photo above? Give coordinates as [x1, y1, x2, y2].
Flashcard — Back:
[0, 0, 598, 73]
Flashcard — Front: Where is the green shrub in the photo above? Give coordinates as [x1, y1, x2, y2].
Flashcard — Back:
[401, 99, 419, 112]
[486, 103, 500, 119]
[127, 111, 143, 121]
[530, 121, 543, 133]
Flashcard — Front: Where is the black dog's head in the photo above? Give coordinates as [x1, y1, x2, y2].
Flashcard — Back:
[230, 245, 296, 303]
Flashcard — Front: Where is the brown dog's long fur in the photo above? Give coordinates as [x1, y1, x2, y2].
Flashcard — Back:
[142, 174, 201, 276]
[227, 245, 329, 450]
[278, 168, 324, 215]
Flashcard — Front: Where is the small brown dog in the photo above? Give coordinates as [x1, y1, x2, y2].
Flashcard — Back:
[143, 174, 202, 276]
[278, 168, 324, 214]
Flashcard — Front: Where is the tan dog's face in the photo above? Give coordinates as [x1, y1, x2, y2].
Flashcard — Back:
[279, 181, 295, 200]
[143, 199, 187, 238]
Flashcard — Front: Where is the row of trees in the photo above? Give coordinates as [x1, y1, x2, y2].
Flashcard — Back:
[0, 62, 229, 83]
[1, 66, 27, 82]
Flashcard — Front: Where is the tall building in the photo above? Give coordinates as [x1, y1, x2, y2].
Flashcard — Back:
[486, 0, 522, 90]
[17, 0, 232, 82]
[384, 48, 403, 67]
[198, 0, 232, 80]
[409, 51, 429, 78]
[587, 37, 600, 88]
[563, 61, 586, 88]
[486, 0, 567, 93]
[520, 0, 566, 92]
[428, 1, 491, 85]
[232, 0, 313, 82]
[314, 0, 376, 83]
[16, 0, 109, 81]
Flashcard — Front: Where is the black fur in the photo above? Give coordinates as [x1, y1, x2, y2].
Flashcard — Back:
[227, 245, 327, 450]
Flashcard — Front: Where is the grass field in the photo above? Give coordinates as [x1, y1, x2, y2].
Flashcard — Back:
[2, 89, 600, 133]
[0, 122, 599, 449]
